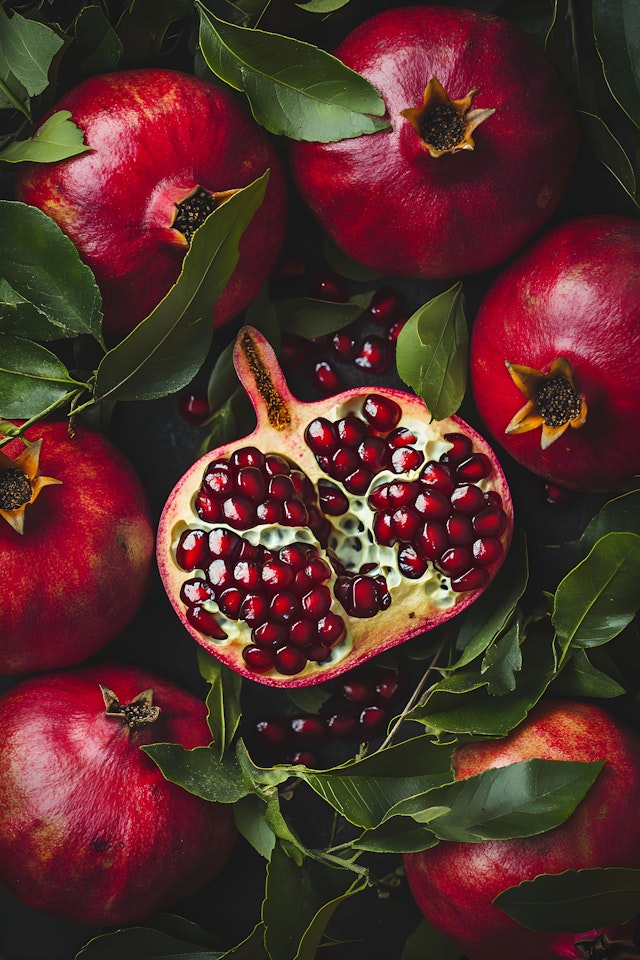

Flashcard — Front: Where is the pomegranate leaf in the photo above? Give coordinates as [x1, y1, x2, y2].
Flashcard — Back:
[551, 648, 626, 700]
[352, 817, 441, 855]
[0, 111, 90, 163]
[0, 335, 87, 419]
[115, 0, 192, 65]
[0, 8, 64, 115]
[93, 173, 268, 404]
[197, 5, 389, 142]
[142, 743, 250, 804]
[593, 0, 640, 128]
[395, 282, 468, 421]
[197, 649, 243, 757]
[480, 616, 524, 696]
[296, 0, 352, 12]
[0, 202, 104, 345]
[234, 794, 277, 860]
[578, 111, 639, 210]
[274, 292, 373, 339]
[74, 924, 225, 958]
[72, 4, 123, 79]
[553, 531, 640, 649]
[579, 488, 640, 553]
[494, 866, 640, 932]
[402, 918, 463, 960]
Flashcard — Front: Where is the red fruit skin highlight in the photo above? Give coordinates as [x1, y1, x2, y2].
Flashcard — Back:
[0, 663, 237, 925]
[470, 215, 640, 492]
[15, 68, 287, 340]
[0, 421, 154, 674]
[404, 700, 640, 960]
[290, 6, 578, 280]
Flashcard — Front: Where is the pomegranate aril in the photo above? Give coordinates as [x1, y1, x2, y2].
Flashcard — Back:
[544, 482, 572, 507]
[450, 484, 487, 516]
[358, 704, 386, 733]
[391, 506, 421, 540]
[232, 447, 265, 469]
[270, 591, 299, 622]
[268, 474, 294, 499]
[337, 415, 367, 447]
[442, 433, 473, 466]
[330, 447, 359, 480]
[290, 469, 314, 501]
[374, 575, 391, 609]
[416, 521, 448, 560]
[222, 497, 255, 528]
[180, 578, 214, 605]
[438, 547, 473, 577]
[253, 621, 287, 647]
[304, 558, 331, 583]
[282, 499, 308, 526]
[472, 537, 504, 566]
[387, 426, 418, 449]
[318, 479, 349, 515]
[398, 545, 428, 579]
[313, 359, 343, 394]
[240, 593, 269, 626]
[186, 605, 227, 639]
[237, 540, 261, 562]
[176, 529, 210, 571]
[289, 619, 316, 649]
[362, 394, 402, 431]
[473, 506, 507, 537]
[414, 488, 450, 520]
[255, 718, 290, 747]
[368, 286, 405, 324]
[387, 480, 420, 507]
[386, 315, 409, 342]
[291, 716, 326, 740]
[209, 528, 242, 558]
[358, 435, 389, 471]
[178, 389, 210, 425]
[233, 560, 261, 589]
[308, 270, 349, 302]
[265, 455, 290, 476]
[354, 336, 391, 373]
[375, 671, 400, 700]
[308, 505, 331, 544]
[195, 490, 220, 522]
[218, 587, 243, 618]
[302, 585, 332, 619]
[207, 558, 234, 591]
[243, 645, 274, 671]
[316, 612, 346, 647]
[340, 677, 373, 703]
[346, 576, 380, 618]
[256, 498, 282, 525]
[484, 490, 503, 509]
[279, 543, 309, 569]
[391, 446, 424, 474]
[344, 468, 374, 495]
[305, 418, 337, 453]
[446, 513, 475, 545]
[260, 559, 292, 590]
[456, 453, 492, 483]
[326, 713, 357, 737]
[236, 467, 266, 501]
[450, 566, 490, 592]
[204, 467, 234, 497]
[332, 328, 357, 360]
[372, 510, 394, 546]
[368, 483, 391, 510]
[308, 644, 332, 663]
[420, 461, 455, 495]
[274, 645, 308, 675]
[288, 751, 318, 768]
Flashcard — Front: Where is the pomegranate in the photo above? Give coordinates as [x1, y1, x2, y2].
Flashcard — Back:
[156, 326, 513, 687]
[470, 215, 640, 492]
[15, 68, 287, 341]
[289, 6, 578, 281]
[0, 420, 154, 674]
[404, 700, 640, 960]
[0, 662, 236, 925]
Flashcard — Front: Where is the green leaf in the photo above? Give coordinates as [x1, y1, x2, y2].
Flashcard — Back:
[402, 918, 463, 960]
[233, 794, 277, 860]
[0, 336, 84, 419]
[197, 4, 389, 142]
[274, 293, 372, 339]
[0, 111, 90, 164]
[352, 816, 441, 854]
[297, 0, 352, 11]
[593, 0, 640, 128]
[551, 648, 625, 699]
[262, 844, 367, 960]
[0, 8, 64, 114]
[75, 924, 224, 959]
[422, 759, 603, 843]
[0, 202, 103, 344]
[480, 617, 523, 696]
[579, 488, 640, 553]
[116, 0, 194, 65]
[142, 743, 250, 804]
[198, 650, 243, 757]
[73, 4, 123, 79]
[553, 532, 640, 649]
[396, 282, 468, 421]
[494, 867, 640, 932]
[93, 173, 268, 405]
[579, 111, 639, 210]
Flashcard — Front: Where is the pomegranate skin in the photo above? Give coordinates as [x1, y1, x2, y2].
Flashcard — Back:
[404, 700, 640, 960]
[0, 663, 236, 925]
[470, 215, 640, 492]
[289, 6, 578, 280]
[15, 68, 287, 340]
[0, 421, 154, 674]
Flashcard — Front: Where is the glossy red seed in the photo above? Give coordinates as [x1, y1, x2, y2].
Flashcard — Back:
[308, 270, 349, 302]
[274, 645, 307, 675]
[390, 446, 424, 474]
[368, 482, 390, 510]
[194, 489, 220, 522]
[472, 537, 504, 566]
[442, 433, 473, 465]
[362, 394, 402, 431]
[186, 605, 227, 638]
[236, 466, 266, 501]
[313, 359, 343, 393]
[289, 619, 316, 648]
[358, 704, 386, 732]
[304, 558, 331, 583]
[270, 591, 299, 622]
[237, 540, 261, 562]
[222, 497, 255, 527]
[416, 521, 448, 560]
[233, 560, 261, 589]
[414, 488, 450, 519]
[372, 510, 394, 546]
[256, 498, 282, 524]
[288, 751, 318, 767]
[308, 644, 332, 663]
[255, 718, 290, 746]
[387, 426, 418, 449]
[456, 453, 492, 483]
[385, 315, 409, 342]
[446, 513, 475, 545]
[544, 482, 572, 507]
[209, 528, 242, 558]
[326, 713, 357, 737]
[232, 447, 265, 468]
[391, 507, 421, 540]
[217, 587, 243, 618]
[420, 461, 454, 495]
[177, 389, 210, 425]
[279, 332, 310, 370]
[261, 559, 294, 589]
[242, 645, 274, 671]
[350, 576, 380, 617]
[398, 545, 428, 579]
[450, 566, 490, 592]
[282, 499, 308, 526]
[387, 480, 419, 507]
[180, 578, 214, 605]
[344, 468, 374, 495]
[204, 467, 234, 497]
[439, 547, 473, 576]
[253, 621, 287, 647]
[374, 575, 392, 609]
[240, 593, 269, 626]
[305, 417, 338, 453]
[340, 677, 373, 703]
[354, 335, 392, 373]
[332, 328, 357, 359]
[302, 585, 332, 619]
[358, 435, 389, 471]
[473, 506, 507, 537]
[291, 716, 326, 740]
[368, 286, 405, 324]
[290, 469, 313, 501]
[450, 484, 487, 516]
[207, 558, 233, 591]
[337, 415, 367, 447]
[265, 454, 291, 476]
[279, 543, 309, 569]
[329, 447, 358, 480]
[318, 479, 350, 515]
[176, 528, 210, 570]
[375, 671, 400, 700]
[268, 474, 294, 499]
[317, 612, 346, 646]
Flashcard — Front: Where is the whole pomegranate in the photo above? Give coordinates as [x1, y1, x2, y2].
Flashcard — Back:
[470, 215, 640, 492]
[404, 700, 640, 960]
[157, 326, 513, 687]
[15, 68, 287, 341]
[0, 662, 236, 925]
[0, 420, 154, 674]
[289, 6, 578, 280]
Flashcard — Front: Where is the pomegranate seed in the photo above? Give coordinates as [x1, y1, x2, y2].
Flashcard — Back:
[222, 497, 255, 528]
[362, 394, 402, 431]
[186, 605, 227, 638]
[386, 315, 409, 342]
[450, 484, 487, 516]
[253, 621, 287, 647]
[279, 332, 310, 370]
[330, 447, 359, 480]
[316, 612, 346, 647]
[390, 446, 424, 473]
[420, 461, 454, 495]
[304, 558, 331, 583]
[318, 479, 349, 515]
[308, 505, 331, 544]
[343, 468, 374, 495]
[416, 521, 448, 560]
[195, 489, 220, 522]
[255, 718, 290, 747]
[217, 587, 243, 618]
[207, 558, 234, 592]
[450, 566, 490, 592]
[180, 578, 214, 605]
[398, 545, 428, 579]
[240, 593, 269, 626]
[233, 560, 261, 589]
[209, 528, 242, 558]
[387, 480, 419, 507]
[302, 585, 332, 619]
[472, 537, 504, 566]
[332, 328, 357, 360]
[268, 474, 294, 499]
[354, 336, 391, 373]
[274, 645, 308, 675]
[279, 543, 309, 569]
[232, 447, 265, 469]
[326, 713, 357, 737]
[312, 359, 343, 393]
[291, 716, 326, 740]
[237, 540, 260, 562]
[256, 499, 283, 524]
[358, 435, 389, 471]
[374, 575, 391, 608]
[391, 506, 421, 540]
[350, 576, 380, 618]
[446, 513, 475, 545]
[204, 467, 234, 497]
[282, 499, 308, 526]
[375, 671, 400, 700]
[484, 490, 503, 509]
[368, 483, 391, 510]
[340, 677, 373, 703]
[236, 467, 266, 501]
[242, 646, 274, 671]
[288, 751, 318, 767]
[368, 286, 405, 324]
[289, 619, 316, 648]
[358, 704, 386, 733]
[414, 488, 450, 519]
[176, 529, 210, 570]
[473, 506, 507, 537]
[372, 511, 394, 546]
[269, 591, 299, 622]
[438, 547, 473, 577]
[337, 415, 367, 447]
[456, 453, 492, 483]
[305, 418, 338, 453]
[290, 469, 313, 500]
[265, 455, 291, 476]
[544, 482, 572, 507]
[178, 389, 209, 425]
[387, 426, 418, 448]
[308, 644, 332, 663]
[442, 433, 473, 465]
[308, 270, 349, 302]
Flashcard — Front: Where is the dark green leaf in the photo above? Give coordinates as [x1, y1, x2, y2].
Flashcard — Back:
[423, 759, 603, 843]
[297, 0, 352, 11]
[93, 173, 268, 404]
[74, 925, 224, 959]
[221, 923, 270, 959]
[0, 8, 64, 113]
[402, 918, 463, 960]
[353, 817, 440, 854]
[142, 743, 250, 804]
[396, 282, 468, 421]
[480, 617, 523, 696]
[285, 685, 332, 715]
[0, 336, 84, 419]
[73, 5, 123, 78]
[0, 111, 90, 163]
[0, 202, 103, 344]
[197, 4, 389, 142]
[207, 339, 239, 414]
[197, 650, 243, 756]
[553, 532, 640, 649]
[274, 293, 372, 339]
[551, 648, 625, 699]
[593, 0, 640, 127]
[236, 740, 293, 790]
[494, 866, 640, 932]
[233, 794, 277, 860]
[580, 488, 640, 553]
[116, 0, 193, 65]
[579, 111, 639, 210]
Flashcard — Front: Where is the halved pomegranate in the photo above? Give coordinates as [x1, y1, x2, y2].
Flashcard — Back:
[157, 328, 513, 687]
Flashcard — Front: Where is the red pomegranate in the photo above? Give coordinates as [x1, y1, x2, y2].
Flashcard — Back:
[470, 215, 640, 492]
[0, 662, 237, 925]
[15, 68, 287, 341]
[404, 700, 640, 960]
[156, 326, 513, 687]
[289, 6, 578, 280]
[0, 420, 154, 674]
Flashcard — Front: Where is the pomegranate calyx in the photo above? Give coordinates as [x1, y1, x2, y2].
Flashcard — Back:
[575, 933, 640, 959]
[504, 356, 588, 449]
[100, 684, 160, 728]
[235, 327, 293, 432]
[400, 76, 495, 158]
[172, 185, 241, 245]
[0, 438, 62, 535]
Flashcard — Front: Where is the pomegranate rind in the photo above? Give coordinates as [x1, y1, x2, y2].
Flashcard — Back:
[157, 328, 513, 688]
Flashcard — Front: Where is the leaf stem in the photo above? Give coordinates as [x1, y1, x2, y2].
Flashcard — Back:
[378, 635, 449, 751]
[0, 78, 30, 119]
[0, 388, 85, 448]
